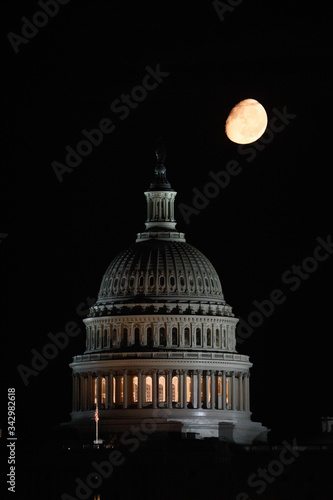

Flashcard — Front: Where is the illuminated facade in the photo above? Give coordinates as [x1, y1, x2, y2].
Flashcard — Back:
[69, 145, 269, 443]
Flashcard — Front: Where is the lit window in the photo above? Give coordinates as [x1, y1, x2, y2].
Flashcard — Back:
[172, 376, 179, 402]
[145, 376, 152, 402]
[133, 376, 138, 403]
[120, 377, 124, 403]
[101, 377, 106, 405]
[226, 377, 230, 405]
[187, 376, 191, 403]
[113, 377, 116, 404]
[159, 375, 166, 402]
[94, 377, 97, 405]
[218, 378, 222, 396]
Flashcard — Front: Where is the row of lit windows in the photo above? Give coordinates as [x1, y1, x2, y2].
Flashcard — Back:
[87, 324, 233, 350]
[92, 375, 231, 406]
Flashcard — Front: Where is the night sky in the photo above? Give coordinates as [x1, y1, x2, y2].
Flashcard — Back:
[2, 0, 332, 443]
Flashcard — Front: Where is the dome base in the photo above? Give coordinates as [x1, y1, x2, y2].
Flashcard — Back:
[70, 408, 269, 444]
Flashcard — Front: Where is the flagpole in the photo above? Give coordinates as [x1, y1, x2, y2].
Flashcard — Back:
[95, 404, 99, 444]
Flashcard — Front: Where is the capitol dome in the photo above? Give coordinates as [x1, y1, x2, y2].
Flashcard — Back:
[97, 239, 225, 306]
[69, 140, 269, 444]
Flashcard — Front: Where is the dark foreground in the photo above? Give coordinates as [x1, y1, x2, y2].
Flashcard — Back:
[13, 430, 333, 500]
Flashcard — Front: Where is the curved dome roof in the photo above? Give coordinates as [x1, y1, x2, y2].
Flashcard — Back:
[96, 239, 225, 306]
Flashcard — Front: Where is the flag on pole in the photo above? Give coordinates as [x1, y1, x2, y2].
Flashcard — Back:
[95, 405, 99, 421]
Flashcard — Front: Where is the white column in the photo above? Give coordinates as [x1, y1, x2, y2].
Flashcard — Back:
[105, 375, 109, 409]
[86, 373, 90, 410]
[197, 370, 202, 409]
[239, 373, 243, 411]
[138, 371, 143, 409]
[232, 372, 236, 410]
[205, 372, 210, 408]
[211, 370, 216, 410]
[245, 374, 250, 411]
[217, 373, 222, 409]
[109, 371, 114, 408]
[152, 370, 158, 409]
[192, 371, 197, 408]
[168, 371, 173, 409]
[183, 370, 187, 408]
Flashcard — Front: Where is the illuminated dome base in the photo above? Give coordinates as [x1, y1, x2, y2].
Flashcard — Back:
[70, 351, 269, 443]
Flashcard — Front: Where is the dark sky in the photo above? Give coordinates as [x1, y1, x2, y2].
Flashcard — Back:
[1, 0, 332, 442]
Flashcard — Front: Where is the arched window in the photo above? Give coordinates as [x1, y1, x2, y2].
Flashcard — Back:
[149, 275, 154, 287]
[139, 275, 144, 287]
[101, 377, 106, 405]
[132, 376, 138, 403]
[172, 327, 178, 346]
[184, 327, 190, 346]
[186, 375, 191, 403]
[170, 275, 175, 287]
[196, 327, 201, 346]
[94, 377, 97, 405]
[159, 375, 166, 402]
[113, 377, 116, 404]
[96, 329, 100, 348]
[226, 376, 230, 406]
[172, 376, 179, 402]
[207, 328, 211, 346]
[145, 376, 152, 403]
[159, 327, 166, 346]
[159, 275, 165, 287]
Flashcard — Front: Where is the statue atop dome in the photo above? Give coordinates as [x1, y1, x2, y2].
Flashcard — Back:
[149, 137, 172, 191]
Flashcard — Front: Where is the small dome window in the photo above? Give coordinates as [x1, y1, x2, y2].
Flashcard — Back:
[139, 275, 144, 287]
[159, 275, 165, 287]
[149, 275, 155, 287]
[170, 276, 175, 287]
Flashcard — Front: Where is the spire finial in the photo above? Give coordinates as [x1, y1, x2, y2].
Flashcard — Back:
[155, 137, 166, 166]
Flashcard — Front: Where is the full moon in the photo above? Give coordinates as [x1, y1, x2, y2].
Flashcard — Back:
[225, 99, 268, 144]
